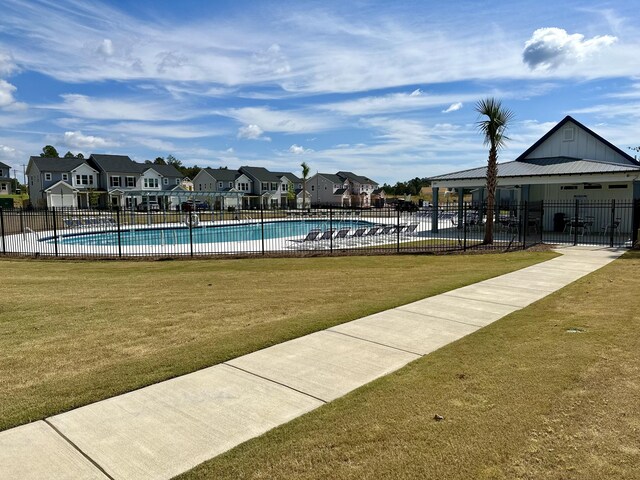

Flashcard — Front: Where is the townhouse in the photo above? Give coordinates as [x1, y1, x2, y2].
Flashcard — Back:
[307, 171, 383, 207]
[0, 161, 13, 195]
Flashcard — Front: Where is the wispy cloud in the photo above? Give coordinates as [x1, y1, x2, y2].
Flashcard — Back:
[442, 102, 463, 113]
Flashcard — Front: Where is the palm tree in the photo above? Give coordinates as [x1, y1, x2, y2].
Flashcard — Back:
[301, 161, 310, 209]
[475, 98, 514, 244]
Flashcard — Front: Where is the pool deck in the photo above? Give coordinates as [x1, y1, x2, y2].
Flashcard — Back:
[0, 246, 626, 480]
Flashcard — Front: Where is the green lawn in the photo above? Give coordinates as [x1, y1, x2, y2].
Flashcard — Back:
[178, 250, 640, 480]
[0, 252, 555, 431]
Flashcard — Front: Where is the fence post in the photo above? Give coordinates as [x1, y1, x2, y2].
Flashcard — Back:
[396, 206, 400, 253]
[609, 199, 616, 248]
[116, 208, 122, 258]
[632, 199, 640, 247]
[260, 204, 265, 255]
[19, 207, 24, 234]
[523, 201, 529, 250]
[329, 205, 333, 254]
[52, 206, 59, 257]
[573, 199, 579, 246]
[188, 209, 194, 257]
[463, 202, 467, 251]
[0, 208, 5, 255]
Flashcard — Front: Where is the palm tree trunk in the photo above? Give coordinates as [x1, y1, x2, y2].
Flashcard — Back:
[483, 145, 498, 244]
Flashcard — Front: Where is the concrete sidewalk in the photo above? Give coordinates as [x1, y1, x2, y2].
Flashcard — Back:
[0, 247, 625, 480]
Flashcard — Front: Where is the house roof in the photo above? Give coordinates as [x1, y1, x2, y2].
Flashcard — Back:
[144, 163, 182, 177]
[273, 171, 302, 183]
[333, 188, 348, 195]
[337, 171, 377, 185]
[317, 173, 345, 184]
[372, 188, 384, 195]
[203, 167, 241, 182]
[44, 180, 78, 192]
[89, 154, 142, 173]
[0, 161, 11, 170]
[240, 166, 281, 183]
[29, 156, 88, 173]
[430, 157, 640, 182]
[516, 116, 639, 165]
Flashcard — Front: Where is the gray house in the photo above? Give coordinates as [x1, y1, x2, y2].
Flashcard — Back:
[0, 161, 12, 195]
[307, 171, 381, 207]
[272, 172, 310, 208]
[191, 167, 250, 209]
[26, 156, 100, 208]
[239, 166, 283, 208]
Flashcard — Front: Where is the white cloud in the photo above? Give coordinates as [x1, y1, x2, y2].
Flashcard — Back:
[0, 51, 17, 76]
[45, 94, 200, 121]
[96, 39, 114, 57]
[226, 107, 336, 133]
[0, 79, 18, 108]
[442, 102, 463, 113]
[63, 131, 115, 149]
[523, 27, 617, 70]
[237, 124, 271, 141]
[288, 144, 313, 155]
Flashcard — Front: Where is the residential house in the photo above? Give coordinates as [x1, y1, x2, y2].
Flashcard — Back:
[0, 161, 12, 195]
[307, 171, 381, 207]
[239, 166, 283, 208]
[26, 156, 100, 208]
[191, 167, 250, 209]
[272, 172, 311, 209]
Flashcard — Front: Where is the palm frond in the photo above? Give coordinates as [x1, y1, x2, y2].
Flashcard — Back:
[475, 98, 514, 149]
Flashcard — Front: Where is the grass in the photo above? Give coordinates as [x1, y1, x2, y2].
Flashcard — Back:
[177, 250, 640, 480]
[0, 252, 555, 432]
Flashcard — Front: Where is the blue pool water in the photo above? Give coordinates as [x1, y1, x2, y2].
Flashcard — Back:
[51, 220, 375, 246]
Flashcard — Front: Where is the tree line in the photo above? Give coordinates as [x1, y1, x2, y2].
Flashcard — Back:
[381, 177, 431, 196]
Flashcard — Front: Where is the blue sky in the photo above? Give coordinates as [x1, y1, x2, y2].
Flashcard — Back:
[0, 0, 639, 184]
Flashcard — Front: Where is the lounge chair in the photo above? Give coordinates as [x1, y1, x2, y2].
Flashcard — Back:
[334, 228, 350, 239]
[317, 229, 335, 241]
[287, 229, 322, 243]
[362, 226, 380, 237]
[378, 225, 394, 235]
[349, 227, 367, 238]
[403, 223, 419, 235]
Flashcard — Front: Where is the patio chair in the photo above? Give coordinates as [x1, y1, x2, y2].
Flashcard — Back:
[362, 226, 380, 237]
[601, 218, 621, 236]
[349, 227, 367, 239]
[403, 223, 419, 235]
[378, 225, 394, 235]
[287, 229, 322, 243]
[63, 218, 79, 228]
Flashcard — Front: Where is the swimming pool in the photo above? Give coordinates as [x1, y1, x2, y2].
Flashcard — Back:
[49, 220, 375, 246]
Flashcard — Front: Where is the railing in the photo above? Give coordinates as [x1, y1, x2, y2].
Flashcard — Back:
[0, 200, 636, 258]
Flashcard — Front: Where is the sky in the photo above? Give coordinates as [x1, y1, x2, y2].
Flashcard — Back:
[0, 0, 639, 185]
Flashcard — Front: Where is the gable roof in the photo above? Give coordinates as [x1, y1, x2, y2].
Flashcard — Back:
[44, 180, 78, 192]
[273, 171, 302, 183]
[29, 156, 87, 173]
[317, 173, 345, 184]
[516, 116, 639, 165]
[203, 168, 241, 182]
[143, 163, 182, 177]
[239, 166, 281, 183]
[337, 171, 378, 185]
[89, 154, 142, 173]
[0, 161, 11, 170]
[430, 156, 640, 182]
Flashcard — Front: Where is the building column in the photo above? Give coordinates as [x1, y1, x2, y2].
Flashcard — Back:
[521, 184, 530, 204]
[431, 187, 439, 233]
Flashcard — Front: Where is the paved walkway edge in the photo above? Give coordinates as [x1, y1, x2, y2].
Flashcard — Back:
[0, 247, 626, 480]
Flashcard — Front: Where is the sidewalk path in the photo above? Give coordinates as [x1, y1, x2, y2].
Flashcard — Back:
[0, 247, 626, 480]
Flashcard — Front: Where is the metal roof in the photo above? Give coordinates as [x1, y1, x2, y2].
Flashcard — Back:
[430, 157, 640, 181]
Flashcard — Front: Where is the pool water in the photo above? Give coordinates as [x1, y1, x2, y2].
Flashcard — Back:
[51, 220, 375, 246]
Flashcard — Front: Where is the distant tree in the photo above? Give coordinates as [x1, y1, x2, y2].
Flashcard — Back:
[154, 157, 166, 165]
[40, 145, 59, 158]
[475, 97, 514, 244]
[64, 151, 75, 158]
[77, 153, 84, 159]
[301, 161, 310, 209]
[144, 160, 153, 164]
[629, 146, 640, 160]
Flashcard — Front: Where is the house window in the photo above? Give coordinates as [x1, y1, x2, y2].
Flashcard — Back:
[126, 176, 136, 187]
[261, 182, 269, 191]
[560, 185, 578, 190]
[563, 127, 575, 142]
[110, 176, 121, 187]
[228, 182, 233, 188]
[62, 173, 68, 181]
[44, 173, 52, 181]
[75, 174, 93, 186]
[175, 178, 180, 185]
[271, 182, 278, 191]
[311, 185, 315, 191]
[608, 184, 628, 189]
[584, 184, 602, 190]
[163, 178, 169, 185]
[144, 178, 159, 188]
[218, 181, 224, 189]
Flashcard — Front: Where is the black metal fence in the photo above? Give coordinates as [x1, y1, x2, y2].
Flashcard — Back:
[0, 200, 637, 258]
